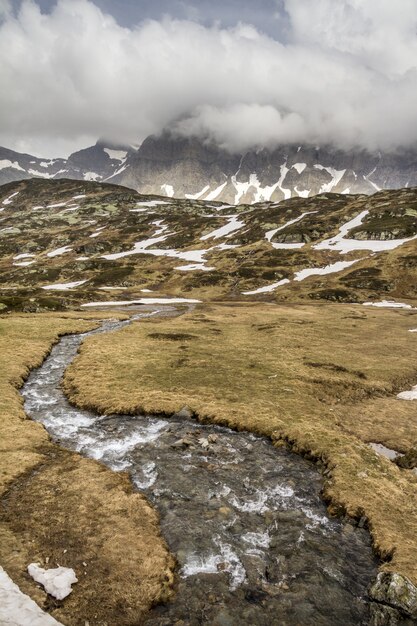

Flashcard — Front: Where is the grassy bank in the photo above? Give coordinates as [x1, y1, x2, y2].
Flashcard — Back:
[63, 302, 417, 585]
[0, 312, 174, 626]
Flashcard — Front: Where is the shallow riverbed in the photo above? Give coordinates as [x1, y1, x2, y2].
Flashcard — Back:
[22, 308, 380, 625]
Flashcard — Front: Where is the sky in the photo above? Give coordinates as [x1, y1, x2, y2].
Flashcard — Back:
[0, 0, 416, 157]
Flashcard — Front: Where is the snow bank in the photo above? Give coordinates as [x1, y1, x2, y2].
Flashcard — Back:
[0, 566, 62, 625]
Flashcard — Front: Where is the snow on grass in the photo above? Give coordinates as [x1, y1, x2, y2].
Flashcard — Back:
[293, 163, 307, 174]
[82, 297, 201, 307]
[27, 564, 77, 600]
[47, 246, 73, 258]
[42, 280, 88, 291]
[201, 215, 245, 241]
[0, 159, 24, 172]
[242, 278, 290, 295]
[205, 181, 228, 201]
[161, 184, 174, 197]
[90, 226, 106, 238]
[265, 211, 317, 249]
[47, 202, 67, 209]
[2, 191, 19, 205]
[76, 256, 89, 261]
[369, 443, 402, 460]
[315, 210, 417, 253]
[103, 148, 127, 161]
[135, 200, 170, 208]
[175, 263, 215, 272]
[243, 260, 357, 295]
[409, 329, 417, 333]
[32, 205, 44, 211]
[397, 386, 417, 400]
[13, 261, 35, 267]
[0, 566, 63, 625]
[185, 185, 210, 200]
[363, 300, 415, 309]
[14, 253, 35, 260]
[73, 194, 86, 199]
[294, 260, 358, 281]
[206, 203, 235, 211]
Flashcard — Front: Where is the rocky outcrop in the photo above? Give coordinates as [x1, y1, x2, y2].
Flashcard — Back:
[370, 572, 417, 623]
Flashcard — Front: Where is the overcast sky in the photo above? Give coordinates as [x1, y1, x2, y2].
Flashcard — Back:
[1, 0, 416, 157]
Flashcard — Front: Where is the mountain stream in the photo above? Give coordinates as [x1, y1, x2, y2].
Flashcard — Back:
[22, 307, 380, 625]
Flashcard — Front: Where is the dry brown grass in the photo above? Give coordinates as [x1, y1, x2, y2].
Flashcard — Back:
[0, 312, 174, 626]
[63, 302, 417, 585]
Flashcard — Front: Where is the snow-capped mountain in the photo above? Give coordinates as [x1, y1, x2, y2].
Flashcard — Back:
[1, 134, 416, 204]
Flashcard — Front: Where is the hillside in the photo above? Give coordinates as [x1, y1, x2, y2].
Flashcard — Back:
[0, 178, 416, 311]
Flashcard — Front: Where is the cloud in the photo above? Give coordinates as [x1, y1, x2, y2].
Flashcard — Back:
[0, 0, 416, 156]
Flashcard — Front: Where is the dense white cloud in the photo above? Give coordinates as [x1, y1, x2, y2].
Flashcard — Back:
[0, 0, 416, 156]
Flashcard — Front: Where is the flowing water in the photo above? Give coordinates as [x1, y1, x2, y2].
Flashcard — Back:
[22, 308, 380, 625]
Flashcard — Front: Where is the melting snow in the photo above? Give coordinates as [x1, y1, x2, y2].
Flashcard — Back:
[265, 211, 317, 249]
[0, 160, 24, 172]
[314, 210, 417, 254]
[27, 564, 77, 600]
[185, 185, 210, 200]
[42, 280, 88, 290]
[103, 148, 127, 161]
[294, 260, 358, 281]
[82, 298, 201, 307]
[14, 253, 35, 260]
[2, 191, 19, 205]
[363, 300, 415, 309]
[47, 202, 67, 209]
[293, 163, 307, 174]
[397, 386, 417, 401]
[205, 182, 228, 201]
[0, 566, 63, 625]
[369, 443, 401, 460]
[135, 200, 170, 208]
[243, 278, 290, 295]
[176, 263, 214, 271]
[47, 246, 73, 258]
[161, 184, 174, 197]
[73, 194, 86, 199]
[201, 215, 245, 241]
[314, 165, 346, 193]
[84, 172, 100, 181]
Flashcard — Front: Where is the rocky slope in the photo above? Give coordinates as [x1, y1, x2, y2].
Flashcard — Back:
[1, 134, 417, 203]
[0, 178, 416, 311]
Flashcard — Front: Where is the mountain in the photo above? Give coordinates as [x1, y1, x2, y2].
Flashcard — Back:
[0, 178, 416, 311]
[1, 134, 417, 203]
[0, 140, 133, 187]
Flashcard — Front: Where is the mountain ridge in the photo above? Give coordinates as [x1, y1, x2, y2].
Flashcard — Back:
[1, 134, 417, 204]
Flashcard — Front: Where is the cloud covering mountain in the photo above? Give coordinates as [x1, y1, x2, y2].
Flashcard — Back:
[0, 0, 416, 156]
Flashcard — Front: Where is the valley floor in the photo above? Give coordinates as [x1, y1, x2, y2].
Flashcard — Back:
[0, 301, 417, 624]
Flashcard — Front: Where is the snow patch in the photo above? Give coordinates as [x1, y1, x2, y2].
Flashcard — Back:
[27, 564, 77, 601]
[161, 184, 174, 197]
[47, 246, 73, 258]
[363, 300, 415, 309]
[0, 159, 24, 172]
[42, 281, 87, 291]
[201, 215, 244, 241]
[0, 566, 63, 625]
[185, 185, 210, 200]
[205, 181, 228, 201]
[84, 171, 100, 181]
[242, 278, 290, 295]
[2, 191, 19, 205]
[82, 298, 201, 307]
[293, 162, 307, 174]
[103, 148, 127, 161]
[294, 260, 358, 281]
